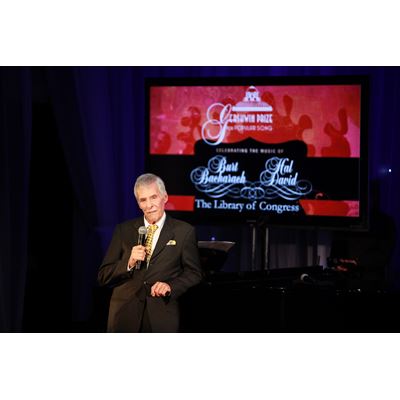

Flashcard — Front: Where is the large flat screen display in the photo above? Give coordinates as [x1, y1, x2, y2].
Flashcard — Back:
[145, 76, 368, 229]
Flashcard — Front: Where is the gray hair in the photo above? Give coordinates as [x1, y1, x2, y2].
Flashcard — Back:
[134, 173, 167, 199]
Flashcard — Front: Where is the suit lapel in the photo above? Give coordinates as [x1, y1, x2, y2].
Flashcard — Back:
[151, 216, 175, 260]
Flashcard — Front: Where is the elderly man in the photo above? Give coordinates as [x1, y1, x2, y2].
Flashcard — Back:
[98, 173, 203, 332]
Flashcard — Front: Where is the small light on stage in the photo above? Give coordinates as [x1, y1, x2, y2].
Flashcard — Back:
[211, 236, 216, 241]
[388, 168, 392, 173]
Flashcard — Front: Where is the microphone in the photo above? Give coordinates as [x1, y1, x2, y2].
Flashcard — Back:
[300, 273, 315, 284]
[135, 226, 147, 270]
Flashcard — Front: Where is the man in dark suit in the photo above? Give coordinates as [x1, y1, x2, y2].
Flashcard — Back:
[98, 173, 203, 332]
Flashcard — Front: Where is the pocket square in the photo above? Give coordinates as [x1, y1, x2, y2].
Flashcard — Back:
[166, 240, 176, 246]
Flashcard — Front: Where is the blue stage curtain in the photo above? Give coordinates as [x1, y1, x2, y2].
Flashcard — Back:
[44, 67, 147, 321]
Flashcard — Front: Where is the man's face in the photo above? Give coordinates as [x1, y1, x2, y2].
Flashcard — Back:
[136, 182, 168, 224]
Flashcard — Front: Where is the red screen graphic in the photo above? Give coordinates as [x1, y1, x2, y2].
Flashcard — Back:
[146, 77, 367, 228]
[150, 85, 360, 157]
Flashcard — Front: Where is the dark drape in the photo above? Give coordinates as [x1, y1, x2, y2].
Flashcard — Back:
[0, 67, 32, 332]
[45, 67, 146, 321]
[1, 66, 400, 331]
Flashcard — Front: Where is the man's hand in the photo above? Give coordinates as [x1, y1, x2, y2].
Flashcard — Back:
[151, 281, 171, 297]
[128, 245, 146, 269]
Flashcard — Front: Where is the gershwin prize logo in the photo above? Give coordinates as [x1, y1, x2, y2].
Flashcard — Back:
[201, 86, 273, 146]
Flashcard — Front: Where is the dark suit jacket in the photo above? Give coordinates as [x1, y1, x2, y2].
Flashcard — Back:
[98, 215, 203, 332]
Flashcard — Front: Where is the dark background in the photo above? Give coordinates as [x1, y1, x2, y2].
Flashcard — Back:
[1, 66, 399, 333]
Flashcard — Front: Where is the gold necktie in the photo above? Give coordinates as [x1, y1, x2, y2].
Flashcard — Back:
[145, 224, 158, 263]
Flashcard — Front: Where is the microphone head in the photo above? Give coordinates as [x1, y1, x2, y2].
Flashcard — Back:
[300, 273, 310, 282]
[138, 226, 147, 235]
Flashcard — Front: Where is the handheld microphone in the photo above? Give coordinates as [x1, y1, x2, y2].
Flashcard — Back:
[135, 226, 147, 270]
[300, 273, 315, 284]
